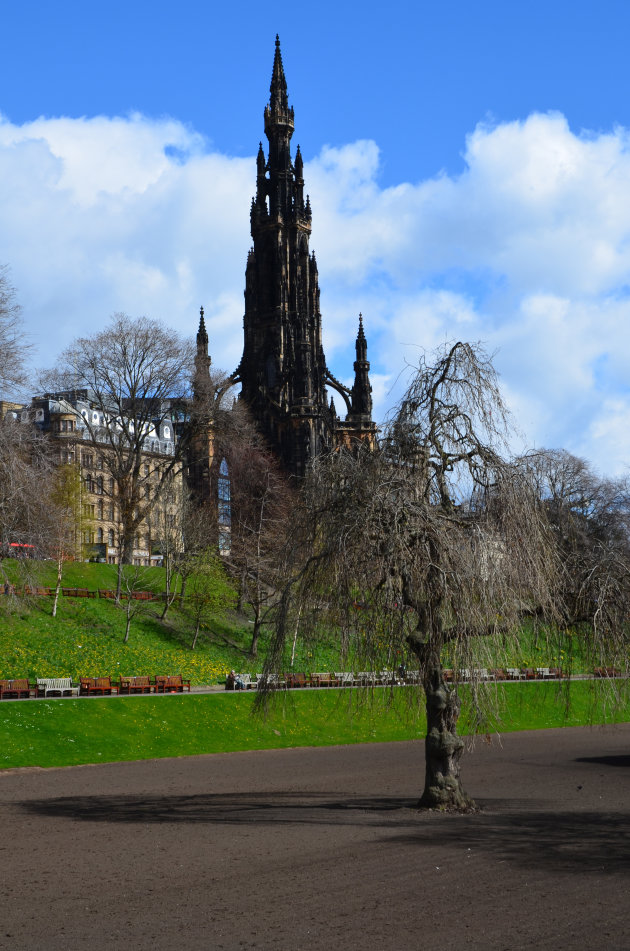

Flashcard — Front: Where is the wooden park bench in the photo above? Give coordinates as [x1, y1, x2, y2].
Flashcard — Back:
[62, 587, 97, 598]
[402, 670, 421, 684]
[354, 672, 378, 687]
[0, 678, 33, 699]
[334, 672, 355, 687]
[286, 672, 308, 688]
[254, 673, 286, 690]
[36, 677, 79, 697]
[309, 672, 337, 687]
[154, 675, 191, 694]
[119, 676, 153, 694]
[226, 673, 256, 690]
[79, 676, 117, 695]
[379, 670, 399, 686]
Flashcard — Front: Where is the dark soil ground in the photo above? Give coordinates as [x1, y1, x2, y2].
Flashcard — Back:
[1, 723, 629, 950]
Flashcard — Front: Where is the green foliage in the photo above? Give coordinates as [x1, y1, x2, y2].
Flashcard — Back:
[185, 549, 238, 645]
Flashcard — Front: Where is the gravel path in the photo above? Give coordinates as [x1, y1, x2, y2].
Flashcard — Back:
[1, 723, 629, 950]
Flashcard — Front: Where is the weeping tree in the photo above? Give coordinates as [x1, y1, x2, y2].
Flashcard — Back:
[260, 341, 559, 810]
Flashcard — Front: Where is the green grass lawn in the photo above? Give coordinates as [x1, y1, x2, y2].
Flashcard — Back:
[1, 680, 628, 770]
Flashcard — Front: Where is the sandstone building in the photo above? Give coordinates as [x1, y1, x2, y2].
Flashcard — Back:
[3, 392, 182, 566]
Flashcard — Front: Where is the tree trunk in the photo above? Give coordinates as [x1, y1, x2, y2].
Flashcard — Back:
[418, 656, 474, 810]
[250, 614, 261, 657]
[116, 559, 123, 604]
[52, 553, 63, 618]
[191, 618, 200, 650]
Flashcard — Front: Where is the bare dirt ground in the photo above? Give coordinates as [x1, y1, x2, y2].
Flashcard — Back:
[1, 723, 629, 951]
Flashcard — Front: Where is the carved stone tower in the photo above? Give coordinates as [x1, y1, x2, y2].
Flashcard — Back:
[234, 37, 376, 477]
[187, 307, 215, 503]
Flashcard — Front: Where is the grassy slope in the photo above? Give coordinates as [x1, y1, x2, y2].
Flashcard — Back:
[1, 681, 628, 769]
[0, 560, 341, 684]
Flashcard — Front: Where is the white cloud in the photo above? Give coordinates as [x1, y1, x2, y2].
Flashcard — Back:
[0, 108, 629, 474]
[0, 112, 252, 378]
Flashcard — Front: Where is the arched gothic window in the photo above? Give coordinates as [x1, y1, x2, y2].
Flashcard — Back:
[218, 458, 231, 554]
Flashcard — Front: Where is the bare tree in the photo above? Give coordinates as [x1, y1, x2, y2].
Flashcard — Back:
[0, 265, 30, 394]
[519, 448, 630, 670]
[47, 464, 87, 617]
[117, 564, 154, 644]
[261, 342, 558, 810]
[44, 314, 196, 588]
[0, 417, 53, 558]
[227, 440, 295, 657]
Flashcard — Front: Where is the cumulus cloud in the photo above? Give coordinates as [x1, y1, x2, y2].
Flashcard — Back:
[0, 108, 629, 473]
[0, 112, 252, 375]
[308, 114, 630, 474]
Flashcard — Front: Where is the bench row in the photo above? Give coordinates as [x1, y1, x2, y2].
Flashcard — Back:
[1, 586, 174, 601]
[0, 675, 191, 699]
[228, 667, 573, 690]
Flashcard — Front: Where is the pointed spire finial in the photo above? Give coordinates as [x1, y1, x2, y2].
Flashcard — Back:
[355, 313, 367, 363]
[270, 34, 288, 111]
[197, 306, 208, 347]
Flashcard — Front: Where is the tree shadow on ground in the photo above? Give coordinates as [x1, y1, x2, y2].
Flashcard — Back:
[19, 791, 630, 876]
[389, 802, 630, 876]
[575, 755, 630, 768]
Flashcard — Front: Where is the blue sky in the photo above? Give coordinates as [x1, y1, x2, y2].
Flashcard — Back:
[1, 0, 630, 473]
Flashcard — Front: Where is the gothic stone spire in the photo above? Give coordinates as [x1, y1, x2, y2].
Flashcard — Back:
[350, 313, 373, 419]
[240, 37, 329, 478]
[238, 39, 376, 476]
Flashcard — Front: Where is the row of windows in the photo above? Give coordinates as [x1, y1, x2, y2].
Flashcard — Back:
[82, 501, 116, 520]
[82, 475, 171, 501]
[82, 529, 152, 549]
